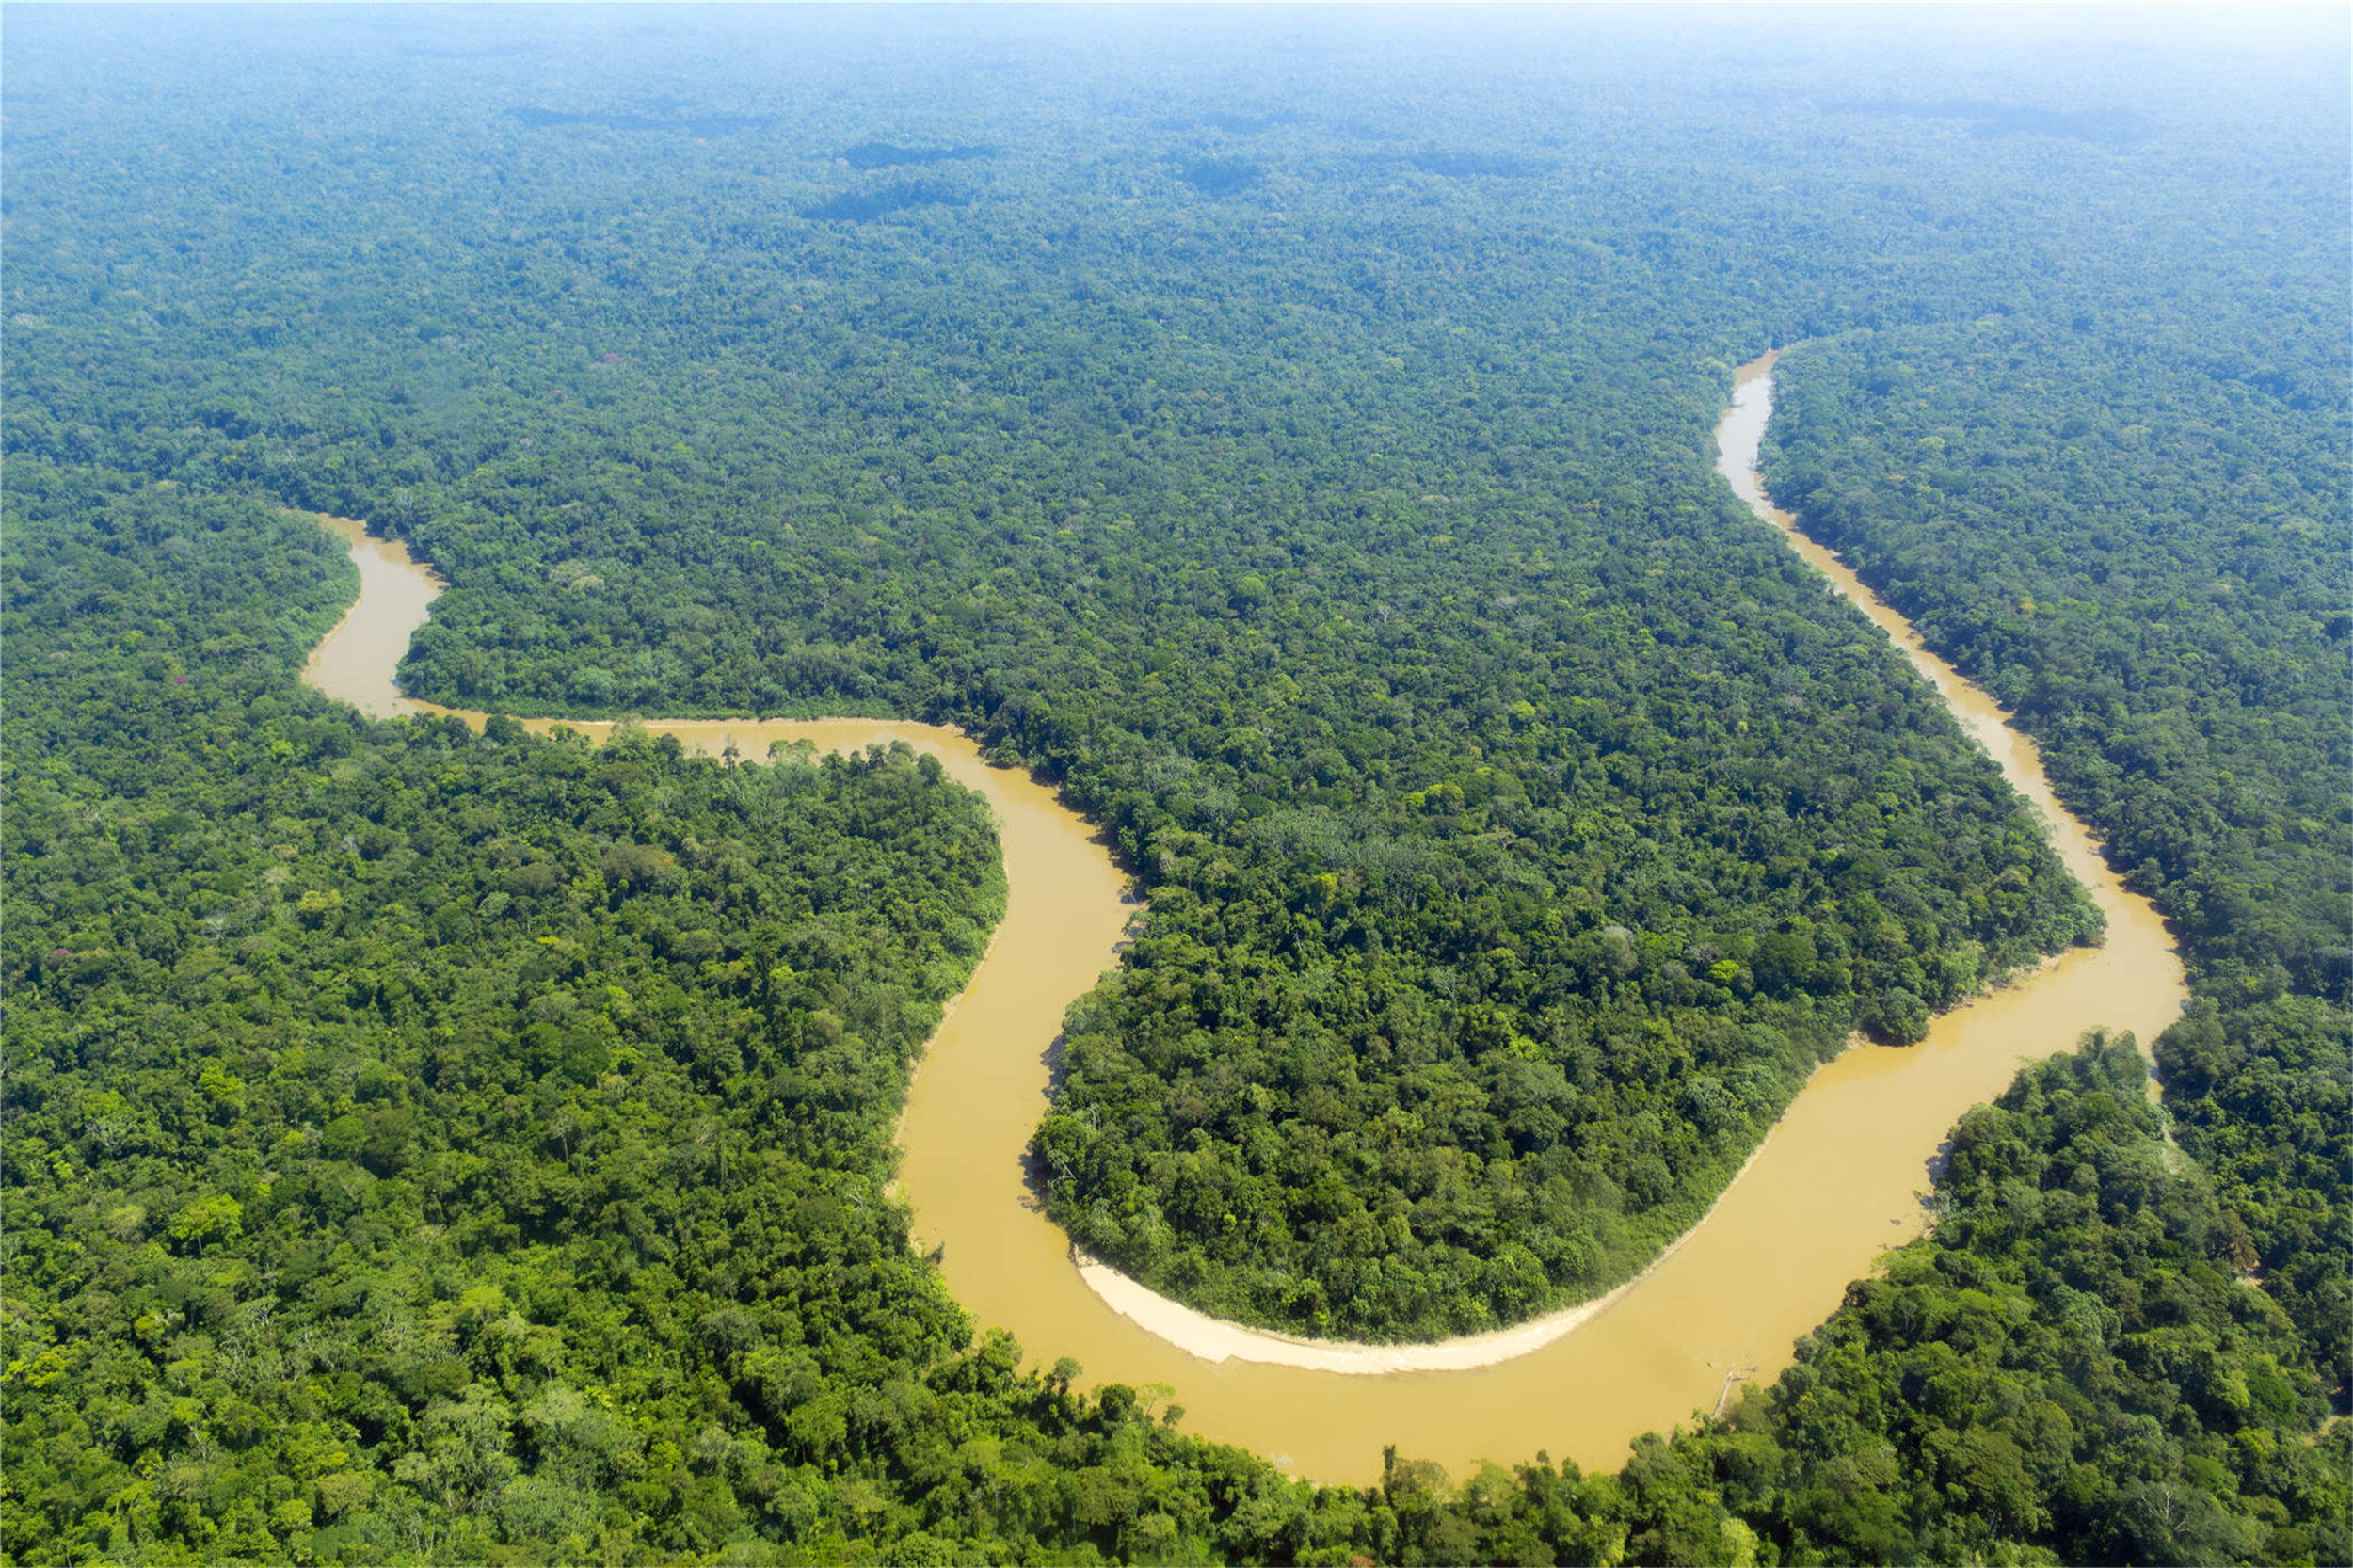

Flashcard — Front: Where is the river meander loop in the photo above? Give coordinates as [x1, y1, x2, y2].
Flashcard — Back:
[298, 349, 2185, 1484]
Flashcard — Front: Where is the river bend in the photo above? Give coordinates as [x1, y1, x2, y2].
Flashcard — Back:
[298, 350, 2185, 1484]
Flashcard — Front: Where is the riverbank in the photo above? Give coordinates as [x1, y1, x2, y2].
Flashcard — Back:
[1074, 1134, 1774, 1375]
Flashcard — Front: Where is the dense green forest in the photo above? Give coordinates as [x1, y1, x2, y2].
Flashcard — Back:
[2, 472, 1018, 1561]
[1764, 323, 2353, 1399]
[4, 7, 2346, 1563]
[0, 5, 2125, 1341]
[6, 465, 2343, 1568]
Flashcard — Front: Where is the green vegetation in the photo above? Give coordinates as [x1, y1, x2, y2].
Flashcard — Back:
[7, 587, 2341, 1568]
[0, 7, 2122, 1342]
[3, 8, 2345, 1562]
[2, 474, 1014, 1561]
[1765, 321, 2353, 1398]
[1607, 1041, 2348, 1567]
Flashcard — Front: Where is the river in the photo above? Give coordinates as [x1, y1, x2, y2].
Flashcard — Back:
[297, 349, 2185, 1486]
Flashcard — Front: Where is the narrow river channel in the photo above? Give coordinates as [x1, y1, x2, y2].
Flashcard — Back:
[298, 349, 2185, 1486]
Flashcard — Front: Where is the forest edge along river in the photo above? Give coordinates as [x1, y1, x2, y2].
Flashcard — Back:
[296, 348, 2186, 1486]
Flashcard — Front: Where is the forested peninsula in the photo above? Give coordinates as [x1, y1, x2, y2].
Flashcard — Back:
[4, 8, 2346, 1564]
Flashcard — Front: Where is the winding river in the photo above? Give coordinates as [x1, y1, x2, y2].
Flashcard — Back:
[299, 349, 2185, 1486]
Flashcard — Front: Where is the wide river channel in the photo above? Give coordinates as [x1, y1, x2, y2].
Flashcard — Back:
[300, 350, 2185, 1486]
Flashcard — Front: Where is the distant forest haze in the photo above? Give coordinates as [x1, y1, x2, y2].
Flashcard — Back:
[4, 8, 2345, 1565]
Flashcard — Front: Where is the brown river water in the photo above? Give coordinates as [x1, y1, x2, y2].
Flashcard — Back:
[297, 349, 2185, 1485]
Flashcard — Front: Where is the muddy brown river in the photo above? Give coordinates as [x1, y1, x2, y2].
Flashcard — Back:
[298, 349, 2185, 1485]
